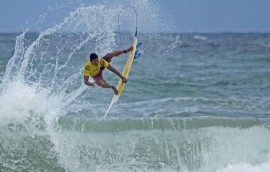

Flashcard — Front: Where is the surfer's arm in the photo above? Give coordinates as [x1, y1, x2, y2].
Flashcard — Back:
[107, 64, 127, 83]
[103, 46, 134, 59]
[84, 76, 95, 87]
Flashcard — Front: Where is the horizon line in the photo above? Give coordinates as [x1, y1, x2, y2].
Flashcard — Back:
[0, 31, 270, 35]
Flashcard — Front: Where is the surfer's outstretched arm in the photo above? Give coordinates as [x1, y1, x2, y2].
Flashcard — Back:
[103, 46, 134, 59]
[107, 64, 127, 83]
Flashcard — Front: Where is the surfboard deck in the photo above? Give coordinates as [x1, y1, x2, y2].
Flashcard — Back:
[103, 36, 137, 118]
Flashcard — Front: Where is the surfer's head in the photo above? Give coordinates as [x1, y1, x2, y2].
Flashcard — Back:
[90, 53, 99, 66]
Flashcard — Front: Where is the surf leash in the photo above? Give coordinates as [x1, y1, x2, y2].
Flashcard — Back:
[118, 6, 138, 38]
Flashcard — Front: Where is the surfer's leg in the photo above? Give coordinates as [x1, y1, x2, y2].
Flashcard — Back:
[92, 72, 118, 95]
[96, 79, 118, 95]
[100, 82, 118, 95]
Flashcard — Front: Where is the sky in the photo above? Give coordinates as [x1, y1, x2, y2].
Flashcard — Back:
[0, 0, 270, 33]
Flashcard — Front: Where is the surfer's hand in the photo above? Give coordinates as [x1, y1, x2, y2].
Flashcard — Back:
[121, 77, 127, 83]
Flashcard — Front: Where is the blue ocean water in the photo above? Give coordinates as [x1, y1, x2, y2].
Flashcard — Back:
[0, 1, 270, 172]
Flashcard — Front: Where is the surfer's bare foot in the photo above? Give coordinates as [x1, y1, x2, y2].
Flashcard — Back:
[113, 87, 118, 95]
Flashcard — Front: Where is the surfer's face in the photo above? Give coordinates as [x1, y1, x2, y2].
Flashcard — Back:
[91, 59, 99, 66]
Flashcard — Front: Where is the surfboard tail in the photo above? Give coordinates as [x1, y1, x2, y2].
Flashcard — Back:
[103, 95, 120, 118]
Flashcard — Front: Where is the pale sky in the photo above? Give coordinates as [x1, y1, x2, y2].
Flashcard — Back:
[0, 0, 269, 33]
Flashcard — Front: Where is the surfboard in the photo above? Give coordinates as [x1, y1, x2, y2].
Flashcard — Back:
[103, 33, 137, 118]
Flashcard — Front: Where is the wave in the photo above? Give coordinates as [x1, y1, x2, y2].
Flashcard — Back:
[55, 117, 270, 172]
[1, 116, 270, 172]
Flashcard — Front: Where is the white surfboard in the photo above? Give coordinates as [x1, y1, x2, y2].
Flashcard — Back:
[103, 34, 137, 118]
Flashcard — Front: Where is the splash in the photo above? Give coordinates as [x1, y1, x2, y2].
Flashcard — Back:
[0, 1, 174, 171]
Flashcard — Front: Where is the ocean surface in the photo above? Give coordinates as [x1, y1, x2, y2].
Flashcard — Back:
[1, 2, 270, 172]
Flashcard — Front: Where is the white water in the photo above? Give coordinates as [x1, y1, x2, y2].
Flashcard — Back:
[217, 159, 270, 172]
[44, 120, 270, 172]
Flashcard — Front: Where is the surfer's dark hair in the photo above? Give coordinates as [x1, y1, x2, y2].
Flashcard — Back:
[90, 53, 98, 61]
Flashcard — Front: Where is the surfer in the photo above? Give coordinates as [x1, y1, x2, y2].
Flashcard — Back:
[83, 46, 134, 95]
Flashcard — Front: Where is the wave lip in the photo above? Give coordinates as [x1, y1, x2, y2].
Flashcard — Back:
[58, 116, 270, 132]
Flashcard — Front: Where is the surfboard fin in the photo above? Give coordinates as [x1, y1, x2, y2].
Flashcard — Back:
[134, 42, 142, 59]
[136, 42, 142, 48]
[134, 50, 141, 59]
